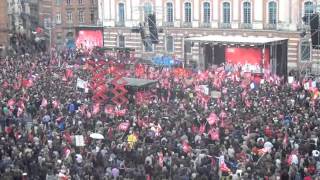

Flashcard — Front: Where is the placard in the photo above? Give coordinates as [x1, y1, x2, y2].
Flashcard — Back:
[211, 91, 221, 98]
[75, 135, 85, 147]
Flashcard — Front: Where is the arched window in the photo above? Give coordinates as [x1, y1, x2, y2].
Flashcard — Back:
[203, 2, 210, 23]
[268, 1, 277, 24]
[243, 2, 251, 24]
[185, 2, 192, 22]
[304, 1, 314, 25]
[118, 3, 125, 23]
[223, 2, 231, 23]
[167, 2, 173, 22]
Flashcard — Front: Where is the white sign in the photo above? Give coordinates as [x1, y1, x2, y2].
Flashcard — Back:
[199, 85, 209, 95]
[76, 78, 88, 89]
[288, 76, 294, 84]
[75, 135, 85, 147]
[211, 91, 221, 98]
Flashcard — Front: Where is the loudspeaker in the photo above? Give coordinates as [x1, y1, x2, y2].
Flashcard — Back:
[148, 14, 159, 44]
[310, 13, 320, 48]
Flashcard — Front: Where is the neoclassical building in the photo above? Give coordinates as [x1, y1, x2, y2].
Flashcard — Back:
[100, 0, 320, 72]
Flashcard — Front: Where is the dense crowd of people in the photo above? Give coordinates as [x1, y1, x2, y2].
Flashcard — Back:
[0, 51, 319, 180]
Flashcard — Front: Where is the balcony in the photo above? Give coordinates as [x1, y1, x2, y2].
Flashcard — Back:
[200, 22, 211, 28]
[181, 22, 192, 28]
[264, 24, 277, 30]
[240, 23, 252, 29]
[115, 21, 125, 27]
[163, 22, 174, 27]
[219, 23, 231, 29]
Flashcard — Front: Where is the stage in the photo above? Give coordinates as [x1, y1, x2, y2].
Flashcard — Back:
[185, 35, 288, 77]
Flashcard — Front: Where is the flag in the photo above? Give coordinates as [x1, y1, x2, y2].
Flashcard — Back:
[21, 79, 33, 88]
[65, 69, 73, 78]
[116, 109, 127, 116]
[220, 162, 231, 173]
[52, 100, 60, 109]
[104, 105, 114, 114]
[199, 124, 206, 134]
[118, 122, 130, 131]
[209, 129, 220, 141]
[40, 98, 48, 108]
[182, 141, 192, 153]
[207, 112, 219, 126]
[92, 103, 100, 115]
[7, 99, 15, 108]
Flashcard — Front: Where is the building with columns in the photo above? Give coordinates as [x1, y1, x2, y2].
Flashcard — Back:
[100, 0, 320, 73]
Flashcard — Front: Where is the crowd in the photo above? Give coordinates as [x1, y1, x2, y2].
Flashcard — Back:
[0, 51, 319, 180]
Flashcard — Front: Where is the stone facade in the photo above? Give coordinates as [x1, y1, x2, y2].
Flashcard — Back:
[0, 1, 9, 56]
[101, 0, 320, 73]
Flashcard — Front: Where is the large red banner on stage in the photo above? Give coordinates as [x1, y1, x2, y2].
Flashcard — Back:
[76, 30, 103, 49]
[225, 47, 270, 72]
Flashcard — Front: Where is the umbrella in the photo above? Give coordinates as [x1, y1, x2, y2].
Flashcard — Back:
[264, 141, 273, 149]
[90, 133, 104, 140]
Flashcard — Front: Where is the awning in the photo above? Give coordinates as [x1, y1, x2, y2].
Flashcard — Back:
[185, 35, 288, 46]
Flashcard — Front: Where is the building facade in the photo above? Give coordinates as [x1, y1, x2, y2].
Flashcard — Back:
[42, 0, 101, 50]
[0, 0, 9, 56]
[101, 0, 320, 73]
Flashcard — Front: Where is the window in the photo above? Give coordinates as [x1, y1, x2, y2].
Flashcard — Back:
[223, 2, 231, 23]
[144, 3, 153, 15]
[304, 1, 314, 25]
[203, 2, 210, 23]
[301, 41, 311, 61]
[56, 12, 61, 24]
[167, 2, 173, 22]
[145, 40, 154, 52]
[67, 11, 72, 23]
[79, 10, 84, 23]
[91, 0, 95, 4]
[185, 41, 192, 53]
[268, 1, 277, 24]
[56, 0, 61, 5]
[118, 3, 125, 23]
[166, 36, 174, 52]
[90, 10, 95, 24]
[185, 2, 192, 22]
[67, 0, 71, 5]
[79, 0, 83, 5]
[118, 35, 125, 48]
[243, 2, 251, 24]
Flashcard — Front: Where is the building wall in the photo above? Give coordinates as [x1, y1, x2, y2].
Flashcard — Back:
[102, 0, 320, 72]
[0, 0, 9, 56]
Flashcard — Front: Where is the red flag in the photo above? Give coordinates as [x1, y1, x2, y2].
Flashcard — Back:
[118, 122, 130, 131]
[209, 129, 220, 141]
[65, 69, 73, 78]
[41, 98, 48, 108]
[7, 99, 16, 108]
[199, 124, 206, 134]
[182, 141, 192, 153]
[2, 81, 9, 88]
[52, 100, 60, 109]
[207, 112, 219, 126]
[220, 162, 231, 173]
[92, 103, 100, 115]
[22, 79, 33, 88]
[104, 105, 114, 114]
[116, 109, 127, 116]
